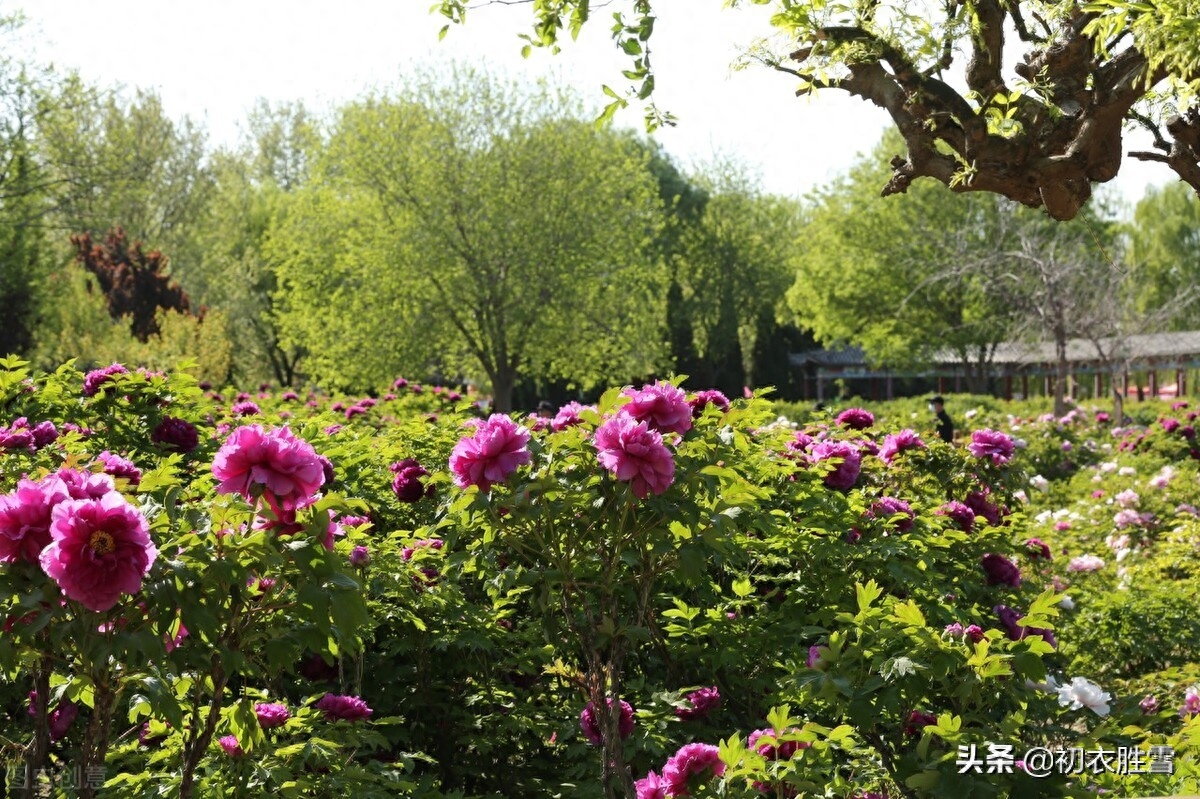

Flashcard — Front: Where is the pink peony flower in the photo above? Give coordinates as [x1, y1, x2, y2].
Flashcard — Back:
[676, 686, 720, 720]
[56, 468, 115, 500]
[39, 492, 157, 612]
[30, 421, 58, 449]
[255, 702, 291, 729]
[964, 624, 985, 643]
[315, 693, 373, 722]
[1140, 695, 1159, 714]
[806, 644, 828, 669]
[936, 501, 975, 533]
[97, 451, 141, 485]
[593, 415, 675, 499]
[0, 476, 70, 563]
[635, 771, 668, 799]
[551, 401, 593, 431]
[212, 425, 326, 511]
[662, 742, 725, 796]
[748, 728, 808, 760]
[1067, 554, 1105, 572]
[448, 415, 531, 491]
[1023, 538, 1052, 560]
[620, 381, 692, 435]
[878, 429, 925, 464]
[218, 735, 243, 756]
[835, 407, 874, 430]
[1181, 687, 1200, 717]
[579, 698, 635, 746]
[48, 700, 78, 742]
[349, 545, 370, 568]
[809, 441, 861, 490]
[867, 497, 915, 532]
[82, 363, 128, 396]
[968, 429, 1016, 465]
[688, 390, 730, 418]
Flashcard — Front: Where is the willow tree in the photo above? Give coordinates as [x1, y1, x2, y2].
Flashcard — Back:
[270, 68, 668, 408]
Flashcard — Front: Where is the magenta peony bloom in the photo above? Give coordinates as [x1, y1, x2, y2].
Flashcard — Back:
[936, 501, 975, 533]
[98, 451, 141, 485]
[967, 429, 1016, 465]
[448, 414, 531, 491]
[580, 698, 635, 746]
[212, 425, 326, 511]
[1181, 688, 1200, 717]
[981, 553, 1021, 587]
[688, 390, 730, 418]
[964, 624, 985, 643]
[809, 441, 861, 490]
[994, 604, 1056, 648]
[349, 545, 370, 568]
[904, 710, 938, 736]
[315, 693, 373, 722]
[400, 538, 444, 561]
[390, 458, 432, 502]
[662, 742, 725, 796]
[878, 429, 925, 464]
[151, 417, 199, 453]
[39, 492, 157, 612]
[748, 728, 808, 760]
[944, 622, 964, 636]
[635, 770, 668, 799]
[787, 431, 814, 455]
[806, 644, 828, 669]
[0, 476, 70, 563]
[1140, 695, 1159, 714]
[31, 421, 58, 449]
[676, 686, 720, 720]
[48, 700, 78, 742]
[835, 407, 874, 430]
[1023, 538, 1052, 560]
[218, 735, 243, 757]
[594, 415, 675, 499]
[620, 381, 692, 435]
[82, 363, 128, 396]
[231, 400, 260, 417]
[56, 468, 115, 500]
[551, 401, 593, 431]
[0, 419, 33, 450]
[255, 702, 291, 730]
[964, 491, 1004, 527]
[868, 496, 915, 532]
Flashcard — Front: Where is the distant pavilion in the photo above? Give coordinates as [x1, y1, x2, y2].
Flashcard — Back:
[789, 331, 1200, 402]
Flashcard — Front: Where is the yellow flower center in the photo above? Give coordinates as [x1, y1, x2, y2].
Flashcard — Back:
[89, 531, 116, 556]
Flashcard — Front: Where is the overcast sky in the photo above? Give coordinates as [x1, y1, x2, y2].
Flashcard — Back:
[18, 0, 1169, 208]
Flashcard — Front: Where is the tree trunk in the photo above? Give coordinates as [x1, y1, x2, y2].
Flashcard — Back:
[1054, 334, 1068, 417]
[491, 369, 516, 414]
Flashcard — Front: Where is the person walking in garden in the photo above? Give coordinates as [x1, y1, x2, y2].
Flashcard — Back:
[930, 395, 954, 443]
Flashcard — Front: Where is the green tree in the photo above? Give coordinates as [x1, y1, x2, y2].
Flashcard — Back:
[1126, 181, 1200, 326]
[439, 0, 1200, 221]
[789, 133, 1017, 391]
[271, 69, 668, 409]
[186, 100, 320, 386]
[676, 162, 801, 390]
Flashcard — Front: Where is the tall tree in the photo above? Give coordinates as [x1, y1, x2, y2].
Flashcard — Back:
[270, 69, 668, 409]
[439, 0, 1200, 220]
[1126, 182, 1200, 327]
[789, 133, 1017, 391]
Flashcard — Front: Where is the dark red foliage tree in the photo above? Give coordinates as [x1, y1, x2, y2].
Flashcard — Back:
[70, 227, 193, 342]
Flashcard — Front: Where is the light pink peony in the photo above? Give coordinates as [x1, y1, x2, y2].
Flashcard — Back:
[0, 476, 71, 563]
[212, 425, 326, 511]
[662, 742, 725, 796]
[594, 415, 675, 499]
[448, 415, 531, 491]
[39, 492, 157, 612]
[620, 381, 692, 435]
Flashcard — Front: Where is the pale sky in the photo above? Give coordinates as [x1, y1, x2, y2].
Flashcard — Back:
[17, 0, 1168, 208]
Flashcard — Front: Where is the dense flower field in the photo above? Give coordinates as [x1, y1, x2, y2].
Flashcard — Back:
[0, 357, 1197, 798]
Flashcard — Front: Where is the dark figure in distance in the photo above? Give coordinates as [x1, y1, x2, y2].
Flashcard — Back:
[930, 395, 954, 443]
[536, 400, 555, 419]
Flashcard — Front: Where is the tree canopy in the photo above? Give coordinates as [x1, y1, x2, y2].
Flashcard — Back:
[437, 0, 1200, 221]
[270, 69, 669, 409]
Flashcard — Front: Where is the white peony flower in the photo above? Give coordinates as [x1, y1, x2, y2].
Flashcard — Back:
[1119, 466, 1137, 477]
[1030, 475, 1050, 492]
[1057, 595, 1075, 610]
[1057, 677, 1111, 716]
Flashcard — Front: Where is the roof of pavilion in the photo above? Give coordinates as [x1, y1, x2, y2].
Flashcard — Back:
[789, 331, 1200, 372]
